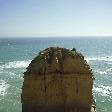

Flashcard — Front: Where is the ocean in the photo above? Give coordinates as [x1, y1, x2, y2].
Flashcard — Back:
[0, 38, 112, 112]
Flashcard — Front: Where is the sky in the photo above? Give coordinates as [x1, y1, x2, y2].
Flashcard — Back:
[0, 0, 112, 38]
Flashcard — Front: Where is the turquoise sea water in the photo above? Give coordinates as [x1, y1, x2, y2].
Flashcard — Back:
[0, 38, 112, 112]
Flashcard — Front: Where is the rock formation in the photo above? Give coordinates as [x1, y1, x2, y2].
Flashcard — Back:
[21, 47, 95, 112]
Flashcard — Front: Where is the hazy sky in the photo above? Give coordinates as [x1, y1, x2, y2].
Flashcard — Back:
[0, 0, 112, 37]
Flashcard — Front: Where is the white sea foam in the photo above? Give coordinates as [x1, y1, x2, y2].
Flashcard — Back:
[93, 85, 112, 99]
[86, 56, 112, 62]
[0, 60, 31, 69]
[95, 67, 112, 75]
[96, 70, 107, 75]
[0, 80, 9, 96]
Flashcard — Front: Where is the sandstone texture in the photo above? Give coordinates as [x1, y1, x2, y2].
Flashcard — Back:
[21, 47, 95, 112]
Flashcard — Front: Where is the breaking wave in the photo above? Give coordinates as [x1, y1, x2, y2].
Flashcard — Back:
[95, 68, 112, 75]
[0, 60, 31, 69]
[0, 80, 9, 96]
[86, 56, 112, 62]
[93, 85, 112, 99]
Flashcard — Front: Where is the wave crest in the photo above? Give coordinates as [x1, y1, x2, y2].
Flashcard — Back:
[93, 85, 112, 99]
[0, 80, 9, 96]
[0, 60, 31, 69]
[86, 56, 112, 62]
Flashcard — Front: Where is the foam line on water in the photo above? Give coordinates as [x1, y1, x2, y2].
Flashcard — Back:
[96, 70, 107, 75]
[0, 80, 9, 96]
[95, 68, 112, 75]
[0, 60, 31, 69]
[93, 85, 112, 99]
[86, 56, 112, 62]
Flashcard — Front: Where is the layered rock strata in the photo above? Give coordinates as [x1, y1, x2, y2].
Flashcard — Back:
[21, 47, 95, 112]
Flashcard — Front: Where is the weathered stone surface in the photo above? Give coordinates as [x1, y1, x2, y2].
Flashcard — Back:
[21, 47, 95, 112]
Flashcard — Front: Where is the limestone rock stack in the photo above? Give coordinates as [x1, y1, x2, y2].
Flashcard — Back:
[21, 47, 95, 112]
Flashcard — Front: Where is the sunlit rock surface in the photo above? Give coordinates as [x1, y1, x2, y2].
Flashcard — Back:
[21, 47, 95, 112]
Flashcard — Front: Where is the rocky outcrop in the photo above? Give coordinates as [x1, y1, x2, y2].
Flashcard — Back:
[21, 47, 95, 112]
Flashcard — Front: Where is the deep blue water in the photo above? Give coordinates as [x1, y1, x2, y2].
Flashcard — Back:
[0, 38, 112, 112]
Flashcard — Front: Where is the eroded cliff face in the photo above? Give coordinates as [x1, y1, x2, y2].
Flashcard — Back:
[21, 47, 95, 112]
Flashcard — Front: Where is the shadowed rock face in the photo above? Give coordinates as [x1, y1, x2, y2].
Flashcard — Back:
[21, 47, 95, 112]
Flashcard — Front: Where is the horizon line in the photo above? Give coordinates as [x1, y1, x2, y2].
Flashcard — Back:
[0, 35, 112, 39]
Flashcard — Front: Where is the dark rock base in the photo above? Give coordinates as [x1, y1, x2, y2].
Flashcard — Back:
[22, 104, 91, 112]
